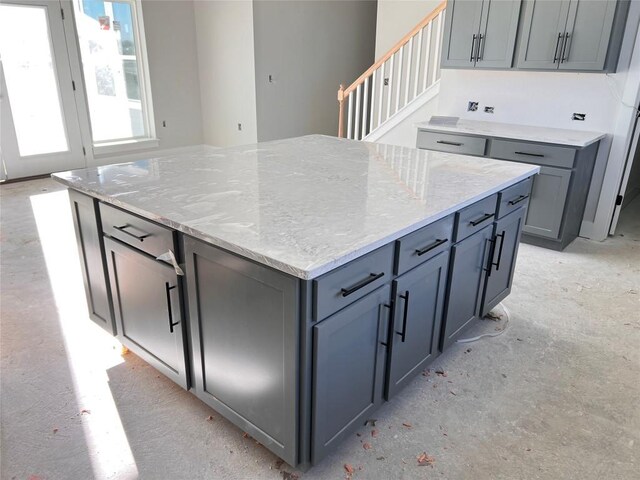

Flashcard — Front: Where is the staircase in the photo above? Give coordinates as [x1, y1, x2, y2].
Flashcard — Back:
[338, 1, 446, 141]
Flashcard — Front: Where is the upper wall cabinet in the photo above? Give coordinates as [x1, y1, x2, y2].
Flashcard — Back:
[516, 0, 628, 72]
[442, 0, 522, 69]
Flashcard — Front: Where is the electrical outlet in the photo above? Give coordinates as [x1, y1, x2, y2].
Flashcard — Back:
[468, 101, 478, 112]
[162, 120, 166, 127]
[384, 78, 389, 86]
[572, 113, 586, 121]
[484, 106, 494, 114]
[238, 123, 242, 131]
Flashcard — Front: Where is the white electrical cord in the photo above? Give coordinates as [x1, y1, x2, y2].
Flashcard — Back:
[605, 73, 640, 115]
[455, 302, 511, 344]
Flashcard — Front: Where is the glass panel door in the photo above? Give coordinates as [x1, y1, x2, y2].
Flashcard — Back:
[0, 0, 86, 180]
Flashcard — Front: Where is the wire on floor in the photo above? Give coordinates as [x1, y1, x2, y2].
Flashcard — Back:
[455, 302, 511, 344]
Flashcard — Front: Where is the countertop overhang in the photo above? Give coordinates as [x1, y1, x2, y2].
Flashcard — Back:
[415, 118, 605, 148]
[52, 135, 539, 279]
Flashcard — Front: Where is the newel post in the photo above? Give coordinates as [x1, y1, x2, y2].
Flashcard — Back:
[337, 84, 345, 138]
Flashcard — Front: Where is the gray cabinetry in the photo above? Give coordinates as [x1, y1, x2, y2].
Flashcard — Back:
[312, 285, 391, 463]
[517, 0, 626, 72]
[68, 190, 114, 334]
[442, 0, 484, 68]
[386, 252, 448, 399]
[105, 236, 189, 389]
[481, 207, 527, 316]
[184, 237, 299, 466]
[441, 224, 494, 349]
[523, 166, 571, 239]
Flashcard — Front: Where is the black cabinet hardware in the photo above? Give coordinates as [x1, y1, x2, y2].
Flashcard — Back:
[341, 272, 384, 297]
[380, 303, 393, 347]
[415, 238, 448, 256]
[484, 237, 495, 277]
[469, 213, 494, 227]
[514, 151, 544, 158]
[477, 33, 485, 61]
[114, 224, 150, 241]
[508, 194, 529, 206]
[494, 232, 505, 271]
[165, 283, 179, 333]
[470, 34, 477, 61]
[553, 32, 564, 63]
[561, 32, 570, 63]
[436, 140, 463, 146]
[396, 292, 409, 343]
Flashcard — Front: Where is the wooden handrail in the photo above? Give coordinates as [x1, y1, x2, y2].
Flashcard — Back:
[343, 0, 446, 96]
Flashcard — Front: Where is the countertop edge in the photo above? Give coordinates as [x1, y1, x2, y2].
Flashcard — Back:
[53, 166, 540, 280]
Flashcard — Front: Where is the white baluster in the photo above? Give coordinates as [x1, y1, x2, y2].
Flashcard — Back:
[413, 28, 423, 99]
[432, 12, 443, 86]
[347, 93, 354, 139]
[378, 64, 385, 127]
[370, 69, 377, 133]
[361, 77, 369, 139]
[395, 45, 403, 114]
[405, 37, 414, 106]
[422, 22, 432, 92]
[386, 53, 394, 121]
[355, 83, 362, 140]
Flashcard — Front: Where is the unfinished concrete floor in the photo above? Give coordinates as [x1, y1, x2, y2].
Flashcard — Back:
[1, 178, 638, 480]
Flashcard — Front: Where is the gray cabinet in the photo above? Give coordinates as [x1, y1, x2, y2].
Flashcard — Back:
[442, 0, 522, 69]
[517, 0, 625, 72]
[68, 190, 114, 334]
[481, 207, 527, 316]
[386, 252, 448, 399]
[441, 224, 494, 350]
[312, 285, 390, 463]
[523, 166, 571, 239]
[105, 237, 189, 389]
[183, 237, 299, 466]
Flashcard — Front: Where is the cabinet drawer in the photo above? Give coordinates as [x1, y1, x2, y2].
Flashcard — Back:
[454, 194, 498, 242]
[489, 139, 576, 169]
[497, 177, 533, 219]
[417, 130, 487, 156]
[313, 244, 394, 321]
[394, 214, 454, 275]
[100, 203, 175, 258]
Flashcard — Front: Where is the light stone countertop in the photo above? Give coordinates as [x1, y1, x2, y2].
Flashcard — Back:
[415, 118, 606, 148]
[52, 135, 539, 279]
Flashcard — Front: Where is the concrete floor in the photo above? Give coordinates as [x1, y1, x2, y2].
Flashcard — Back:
[1, 178, 638, 480]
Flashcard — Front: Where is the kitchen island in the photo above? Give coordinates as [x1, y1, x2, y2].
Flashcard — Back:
[53, 135, 539, 469]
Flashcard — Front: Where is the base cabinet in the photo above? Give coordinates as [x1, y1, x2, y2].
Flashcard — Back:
[312, 285, 391, 463]
[522, 166, 571, 239]
[105, 237, 189, 389]
[386, 252, 448, 399]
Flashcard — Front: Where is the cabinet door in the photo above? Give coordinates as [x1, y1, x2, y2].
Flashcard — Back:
[481, 207, 526, 316]
[184, 237, 299, 466]
[558, 0, 616, 71]
[523, 166, 571, 239]
[475, 0, 522, 69]
[517, 0, 571, 70]
[441, 224, 493, 350]
[441, 0, 484, 68]
[386, 252, 448, 399]
[105, 237, 188, 389]
[68, 190, 114, 334]
[312, 285, 391, 463]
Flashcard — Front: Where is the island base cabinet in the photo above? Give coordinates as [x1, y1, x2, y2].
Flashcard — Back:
[183, 237, 299, 467]
[312, 285, 391, 464]
[441, 225, 493, 350]
[68, 190, 114, 334]
[386, 252, 448, 399]
[482, 207, 526, 316]
[105, 237, 189, 389]
[523, 166, 571, 240]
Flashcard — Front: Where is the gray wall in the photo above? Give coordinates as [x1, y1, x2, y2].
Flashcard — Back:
[253, 0, 377, 142]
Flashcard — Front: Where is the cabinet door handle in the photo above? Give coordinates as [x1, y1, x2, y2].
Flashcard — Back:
[477, 33, 485, 61]
[553, 32, 564, 63]
[341, 272, 384, 297]
[469, 212, 494, 227]
[114, 224, 150, 242]
[415, 238, 448, 256]
[470, 34, 477, 61]
[494, 231, 505, 271]
[561, 32, 570, 63]
[396, 291, 410, 343]
[514, 151, 544, 158]
[380, 302, 393, 347]
[508, 194, 529, 206]
[436, 140, 463, 146]
[165, 283, 179, 333]
[484, 237, 495, 277]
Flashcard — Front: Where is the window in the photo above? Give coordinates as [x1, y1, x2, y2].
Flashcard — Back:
[73, 0, 154, 146]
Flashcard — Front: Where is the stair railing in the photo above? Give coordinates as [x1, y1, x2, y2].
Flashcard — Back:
[338, 1, 446, 140]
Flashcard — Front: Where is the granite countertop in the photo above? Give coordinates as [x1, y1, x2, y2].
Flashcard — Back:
[52, 135, 539, 279]
[415, 118, 606, 148]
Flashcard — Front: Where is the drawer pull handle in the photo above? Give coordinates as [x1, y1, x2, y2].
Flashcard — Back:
[165, 283, 180, 333]
[341, 272, 384, 297]
[396, 291, 410, 343]
[469, 213, 494, 227]
[508, 194, 529, 206]
[415, 238, 448, 256]
[437, 140, 463, 147]
[114, 224, 150, 242]
[514, 151, 544, 158]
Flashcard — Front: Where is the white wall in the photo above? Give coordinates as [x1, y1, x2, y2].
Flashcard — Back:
[375, 0, 441, 58]
[194, 0, 258, 147]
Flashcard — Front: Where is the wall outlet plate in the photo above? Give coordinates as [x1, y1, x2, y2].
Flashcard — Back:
[572, 113, 586, 121]
[484, 106, 494, 114]
[468, 101, 478, 112]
